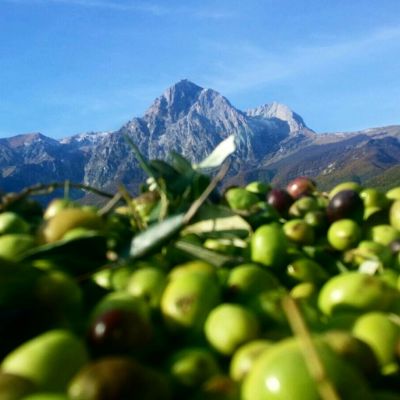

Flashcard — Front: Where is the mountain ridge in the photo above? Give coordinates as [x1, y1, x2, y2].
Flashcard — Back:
[1, 79, 399, 200]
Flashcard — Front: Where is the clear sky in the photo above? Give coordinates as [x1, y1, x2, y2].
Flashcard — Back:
[1, 0, 400, 138]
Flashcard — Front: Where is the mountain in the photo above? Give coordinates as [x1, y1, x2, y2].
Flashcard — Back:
[0, 79, 399, 202]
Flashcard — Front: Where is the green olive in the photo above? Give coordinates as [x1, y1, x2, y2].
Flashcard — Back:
[329, 181, 362, 199]
[366, 224, 400, 246]
[390, 199, 400, 231]
[43, 199, 77, 220]
[386, 186, 400, 201]
[242, 337, 373, 400]
[204, 303, 260, 356]
[245, 181, 270, 196]
[0, 212, 30, 235]
[286, 258, 328, 285]
[318, 272, 397, 315]
[251, 223, 288, 268]
[327, 219, 361, 251]
[352, 312, 400, 373]
[283, 219, 315, 245]
[0, 234, 36, 261]
[360, 188, 389, 209]
[39, 208, 103, 243]
[224, 187, 260, 211]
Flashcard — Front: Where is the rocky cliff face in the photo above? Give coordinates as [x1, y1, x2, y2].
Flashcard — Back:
[0, 80, 399, 199]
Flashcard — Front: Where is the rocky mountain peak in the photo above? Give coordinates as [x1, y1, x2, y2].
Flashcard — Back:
[2, 79, 399, 201]
[4, 132, 60, 149]
[246, 102, 308, 133]
[144, 79, 204, 124]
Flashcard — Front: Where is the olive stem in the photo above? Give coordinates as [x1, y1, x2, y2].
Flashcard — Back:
[117, 184, 146, 231]
[0, 181, 115, 210]
[183, 161, 230, 225]
[98, 192, 124, 216]
[282, 295, 341, 400]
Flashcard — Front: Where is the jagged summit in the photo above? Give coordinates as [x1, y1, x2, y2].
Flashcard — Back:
[1, 79, 399, 199]
[144, 79, 204, 124]
[246, 102, 309, 133]
[3, 132, 60, 149]
[143, 80, 308, 136]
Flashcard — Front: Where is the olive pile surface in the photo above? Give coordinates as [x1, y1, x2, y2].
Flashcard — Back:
[1, 167, 400, 400]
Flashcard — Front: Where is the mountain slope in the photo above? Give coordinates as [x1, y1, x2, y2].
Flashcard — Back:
[0, 80, 399, 200]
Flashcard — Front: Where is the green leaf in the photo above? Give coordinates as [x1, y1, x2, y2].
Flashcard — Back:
[129, 213, 185, 259]
[174, 239, 242, 268]
[168, 151, 194, 174]
[124, 135, 157, 181]
[22, 233, 108, 275]
[182, 204, 251, 238]
[194, 135, 236, 170]
[148, 159, 180, 180]
[23, 232, 106, 259]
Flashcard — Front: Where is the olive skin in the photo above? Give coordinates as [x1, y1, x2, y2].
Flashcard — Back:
[266, 188, 293, 216]
[390, 200, 400, 231]
[286, 177, 316, 199]
[39, 208, 103, 243]
[160, 272, 221, 336]
[251, 223, 288, 268]
[224, 187, 259, 211]
[327, 219, 361, 251]
[352, 312, 400, 372]
[318, 272, 398, 316]
[327, 190, 364, 223]
[204, 303, 260, 356]
[283, 219, 315, 245]
[242, 337, 373, 400]
[68, 357, 171, 400]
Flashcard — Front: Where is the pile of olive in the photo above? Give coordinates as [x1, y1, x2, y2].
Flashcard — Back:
[1, 175, 400, 400]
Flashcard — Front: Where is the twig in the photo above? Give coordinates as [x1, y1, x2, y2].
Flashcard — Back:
[98, 192, 124, 216]
[183, 161, 230, 225]
[282, 295, 341, 400]
[117, 184, 146, 231]
[124, 134, 169, 220]
[0, 181, 115, 210]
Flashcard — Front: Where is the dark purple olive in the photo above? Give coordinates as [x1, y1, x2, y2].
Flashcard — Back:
[68, 356, 171, 400]
[286, 177, 316, 199]
[88, 308, 153, 356]
[267, 188, 293, 216]
[326, 190, 364, 224]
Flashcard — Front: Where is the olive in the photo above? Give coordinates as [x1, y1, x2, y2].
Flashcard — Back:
[0, 212, 30, 235]
[87, 308, 153, 356]
[327, 219, 361, 251]
[283, 219, 315, 245]
[329, 181, 362, 198]
[68, 356, 171, 400]
[39, 208, 103, 243]
[389, 200, 400, 230]
[251, 223, 288, 268]
[286, 176, 316, 199]
[204, 303, 260, 356]
[242, 337, 373, 400]
[266, 188, 293, 216]
[318, 271, 397, 315]
[224, 187, 259, 211]
[327, 190, 364, 223]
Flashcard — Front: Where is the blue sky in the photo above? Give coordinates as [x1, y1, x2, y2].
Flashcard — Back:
[1, 0, 399, 138]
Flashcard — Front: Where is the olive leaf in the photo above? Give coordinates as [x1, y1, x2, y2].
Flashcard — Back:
[126, 162, 231, 260]
[22, 233, 108, 275]
[167, 151, 194, 174]
[194, 135, 236, 170]
[173, 239, 242, 268]
[182, 204, 251, 238]
[129, 213, 186, 259]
